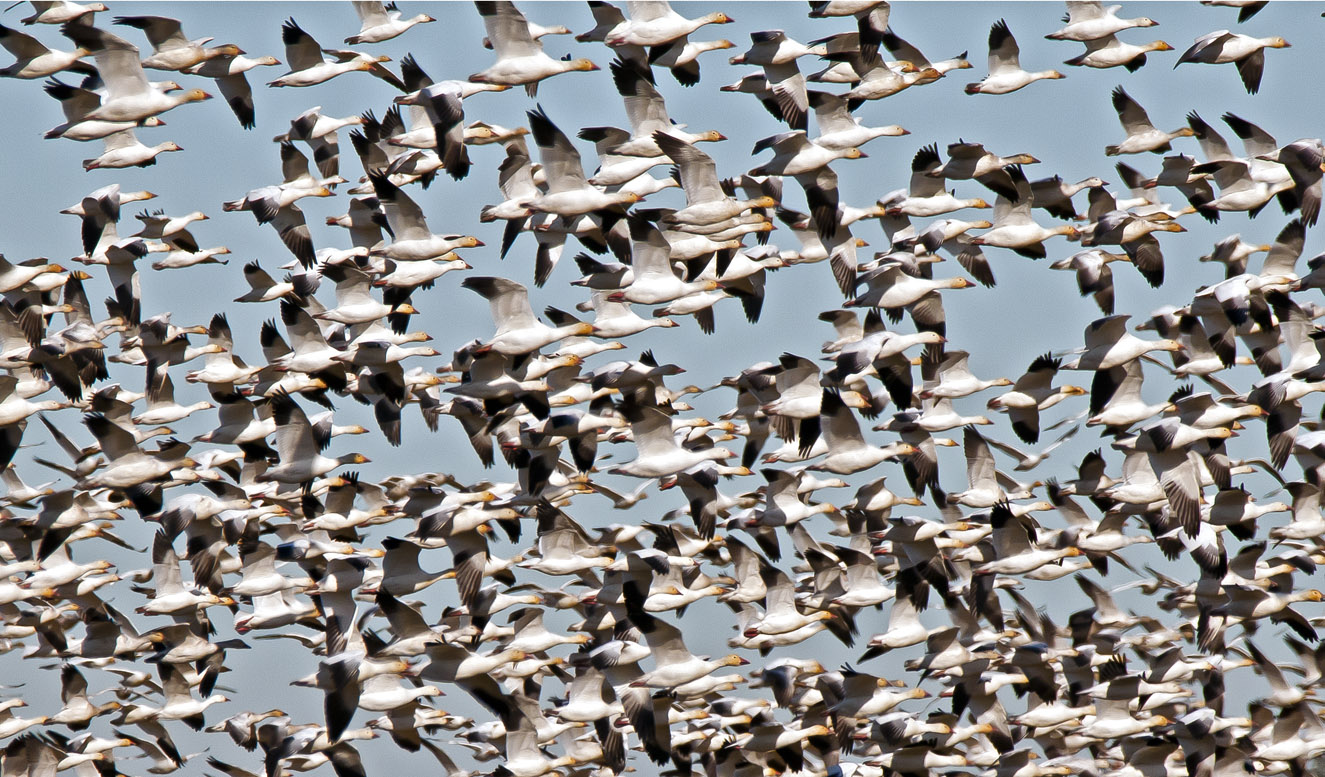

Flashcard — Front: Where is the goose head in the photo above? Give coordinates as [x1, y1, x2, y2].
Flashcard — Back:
[566, 58, 601, 73]
[180, 88, 212, 105]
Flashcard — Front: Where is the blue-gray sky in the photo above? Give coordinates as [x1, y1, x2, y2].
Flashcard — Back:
[1, 1, 1322, 774]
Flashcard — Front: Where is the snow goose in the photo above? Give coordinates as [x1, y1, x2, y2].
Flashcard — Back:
[844, 476, 924, 520]
[1257, 139, 1324, 227]
[1049, 249, 1129, 314]
[269, 299, 346, 381]
[42, 77, 165, 141]
[129, 663, 230, 727]
[730, 30, 823, 66]
[315, 263, 415, 327]
[229, 541, 310, 598]
[604, 2, 733, 48]
[737, 720, 833, 767]
[606, 57, 724, 156]
[748, 469, 838, 531]
[582, 291, 677, 337]
[518, 502, 614, 576]
[235, 261, 302, 304]
[462, 276, 593, 356]
[1063, 32, 1172, 71]
[607, 401, 735, 478]
[267, 18, 403, 90]
[233, 588, 320, 632]
[580, 131, 669, 190]
[0, 375, 63, 442]
[1077, 191, 1184, 286]
[48, 664, 123, 728]
[803, 30, 872, 84]
[1046, 2, 1157, 42]
[492, 710, 579, 777]
[1250, 703, 1325, 765]
[373, 255, 469, 294]
[947, 426, 1005, 507]
[22, 2, 105, 26]
[261, 392, 369, 485]
[82, 128, 181, 170]
[132, 366, 211, 425]
[750, 130, 864, 177]
[656, 134, 774, 227]
[966, 19, 1065, 95]
[846, 260, 972, 309]
[825, 546, 896, 607]
[824, 318, 938, 407]
[1114, 418, 1233, 534]
[185, 51, 280, 129]
[183, 314, 262, 385]
[444, 343, 552, 415]
[607, 218, 719, 305]
[0, 465, 55, 507]
[368, 173, 481, 259]
[1105, 86, 1194, 156]
[132, 208, 208, 252]
[719, 70, 807, 131]
[277, 106, 366, 179]
[75, 413, 191, 491]
[1076, 698, 1168, 741]
[1066, 314, 1183, 371]
[651, 289, 730, 334]
[477, 147, 545, 251]
[809, 389, 915, 474]
[971, 166, 1080, 258]
[917, 349, 1011, 399]
[759, 352, 835, 455]
[880, 26, 972, 79]
[60, 23, 212, 122]
[808, 90, 907, 152]
[987, 424, 1079, 472]
[625, 597, 748, 689]
[843, 49, 931, 104]
[112, 15, 241, 71]
[861, 584, 931, 655]
[881, 145, 990, 217]
[472, 1, 598, 96]
[390, 81, 478, 179]
[972, 502, 1081, 576]
[346, 1, 435, 44]
[523, 106, 641, 218]
[0, 22, 92, 78]
[0, 254, 64, 293]
[355, 674, 443, 715]
[1270, 482, 1325, 541]
[129, 531, 224, 617]
[223, 143, 340, 229]
[344, 106, 433, 186]
[1087, 360, 1171, 429]
[928, 141, 1039, 201]
[643, 35, 734, 87]
[555, 666, 621, 726]
[1176, 29, 1289, 94]
[576, 1, 625, 44]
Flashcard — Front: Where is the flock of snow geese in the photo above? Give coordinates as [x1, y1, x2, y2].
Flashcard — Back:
[1, 1, 1325, 776]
